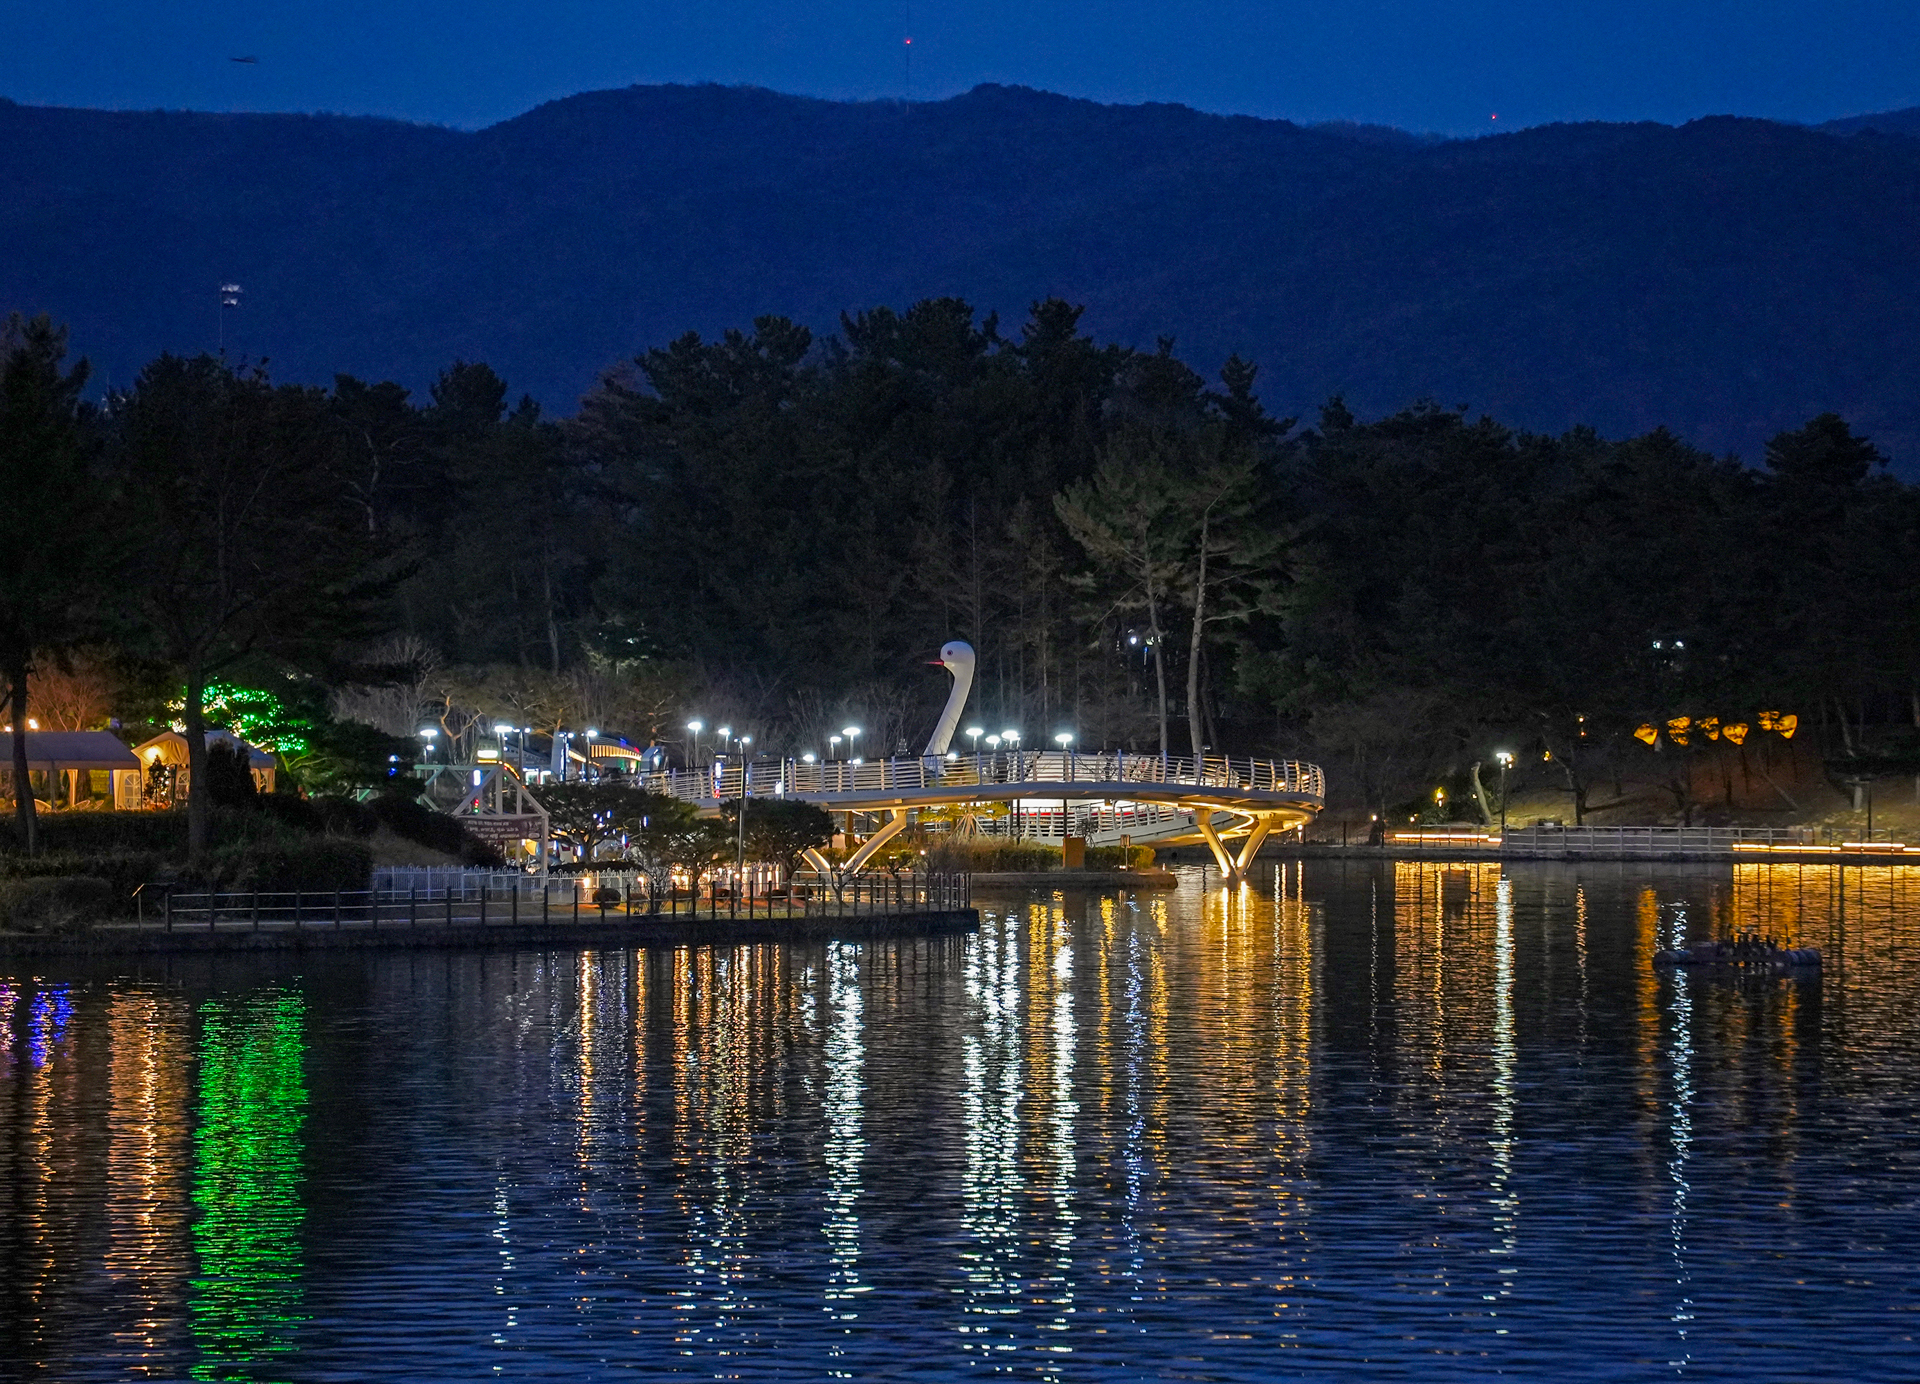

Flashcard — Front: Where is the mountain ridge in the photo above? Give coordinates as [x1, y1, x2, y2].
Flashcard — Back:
[4, 83, 1918, 464]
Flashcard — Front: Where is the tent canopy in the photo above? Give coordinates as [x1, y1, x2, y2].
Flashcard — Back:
[133, 730, 275, 770]
[0, 731, 140, 772]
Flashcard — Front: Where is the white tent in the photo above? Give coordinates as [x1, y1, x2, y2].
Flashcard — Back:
[1, 731, 143, 810]
[132, 730, 278, 798]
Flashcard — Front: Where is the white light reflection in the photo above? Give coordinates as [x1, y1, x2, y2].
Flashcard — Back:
[1487, 875, 1519, 1319]
[1044, 908, 1078, 1351]
[958, 907, 1026, 1362]
[1665, 903, 1696, 1369]
[104, 991, 191, 1370]
[822, 941, 868, 1358]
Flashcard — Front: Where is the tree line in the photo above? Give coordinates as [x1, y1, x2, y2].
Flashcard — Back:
[4, 298, 1912, 853]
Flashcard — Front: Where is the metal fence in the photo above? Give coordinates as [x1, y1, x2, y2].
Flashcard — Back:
[132, 870, 971, 933]
[1497, 825, 1818, 856]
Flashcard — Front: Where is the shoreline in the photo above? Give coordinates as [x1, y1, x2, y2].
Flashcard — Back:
[0, 908, 981, 956]
[1247, 844, 1914, 865]
[969, 868, 1179, 888]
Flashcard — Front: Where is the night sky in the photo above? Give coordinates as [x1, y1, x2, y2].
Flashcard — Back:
[5, 0, 1916, 134]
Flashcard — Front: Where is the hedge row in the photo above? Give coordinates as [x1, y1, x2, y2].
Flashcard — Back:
[1084, 844, 1158, 870]
[925, 841, 1062, 872]
[0, 876, 115, 932]
[923, 840, 1158, 872]
[0, 836, 373, 913]
[176, 838, 374, 894]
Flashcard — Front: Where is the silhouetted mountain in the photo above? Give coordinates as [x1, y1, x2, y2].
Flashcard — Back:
[1820, 106, 1920, 138]
[5, 85, 1919, 463]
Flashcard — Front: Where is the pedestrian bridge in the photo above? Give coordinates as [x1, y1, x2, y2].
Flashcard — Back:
[635, 750, 1325, 878]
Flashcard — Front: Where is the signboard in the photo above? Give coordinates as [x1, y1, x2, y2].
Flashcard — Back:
[461, 814, 545, 844]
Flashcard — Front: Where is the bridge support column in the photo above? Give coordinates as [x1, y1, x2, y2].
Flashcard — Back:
[843, 808, 910, 877]
[1196, 813, 1238, 877]
[1234, 816, 1275, 873]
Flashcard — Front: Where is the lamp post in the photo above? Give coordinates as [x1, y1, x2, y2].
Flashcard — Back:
[842, 726, 861, 762]
[1003, 730, 1022, 836]
[418, 726, 437, 764]
[1495, 751, 1513, 838]
[736, 734, 754, 902]
[687, 719, 704, 770]
[829, 734, 843, 762]
[1055, 732, 1074, 839]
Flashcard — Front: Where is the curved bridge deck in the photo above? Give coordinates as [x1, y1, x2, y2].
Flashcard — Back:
[631, 751, 1325, 875]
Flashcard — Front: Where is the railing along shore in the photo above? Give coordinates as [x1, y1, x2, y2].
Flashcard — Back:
[125, 869, 971, 934]
[1358, 825, 1895, 856]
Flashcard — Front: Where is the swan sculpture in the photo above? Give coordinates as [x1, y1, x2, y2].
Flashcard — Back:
[811, 640, 977, 882]
[923, 640, 976, 756]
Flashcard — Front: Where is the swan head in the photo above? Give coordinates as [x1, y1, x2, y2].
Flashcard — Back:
[934, 640, 976, 675]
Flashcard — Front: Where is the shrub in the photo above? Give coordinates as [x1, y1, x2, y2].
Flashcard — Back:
[180, 838, 374, 894]
[203, 742, 260, 808]
[1085, 844, 1158, 870]
[306, 794, 379, 837]
[0, 810, 187, 855]
[0, 876, 113, 932]
[255, 791, 323, 835]
[370, 794, 502, 866]
[0, 850, 163, 914]
[925, 840, 1062, 872]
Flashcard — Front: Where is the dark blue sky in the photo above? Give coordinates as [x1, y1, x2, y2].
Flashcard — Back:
[6, 1, 1916, 133]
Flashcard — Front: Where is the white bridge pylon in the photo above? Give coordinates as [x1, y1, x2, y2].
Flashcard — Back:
[648, 749, 1324, 878]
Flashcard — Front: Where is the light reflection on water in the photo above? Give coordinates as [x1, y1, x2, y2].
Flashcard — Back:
[1, 860, 1918, 1380]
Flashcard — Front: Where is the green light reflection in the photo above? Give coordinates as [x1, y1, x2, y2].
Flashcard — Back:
[190, 990, 308, 1380]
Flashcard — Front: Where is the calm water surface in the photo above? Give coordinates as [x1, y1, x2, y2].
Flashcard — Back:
[3, 861, 1918, 1380]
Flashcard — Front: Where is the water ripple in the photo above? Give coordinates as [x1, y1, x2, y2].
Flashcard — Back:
[1, 861, 1916, 1380]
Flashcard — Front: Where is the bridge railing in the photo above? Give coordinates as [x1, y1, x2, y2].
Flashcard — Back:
[631, 751, 1323, 804]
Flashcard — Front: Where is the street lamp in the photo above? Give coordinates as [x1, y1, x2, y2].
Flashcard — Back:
[418, 726, 438, 763]
[1494, 751, 1514, 837]
[1003, 731, 1023, 836]
[717, 725, 732, 758]
[842, 726, 861, 761]
[829, 734, 843, 761]
[734, 736, 755, 898]
[1055, 732, 1075, 840]
[687, 719, 704, 769]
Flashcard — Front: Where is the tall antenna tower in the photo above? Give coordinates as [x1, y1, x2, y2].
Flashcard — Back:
[218, 283, 243, 355]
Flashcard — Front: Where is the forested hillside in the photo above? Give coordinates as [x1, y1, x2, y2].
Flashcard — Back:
[5, 84, 1920, 464]
[7, 302, 1914, 829]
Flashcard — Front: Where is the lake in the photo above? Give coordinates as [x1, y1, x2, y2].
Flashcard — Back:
[2, 860, 1916, 1380]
